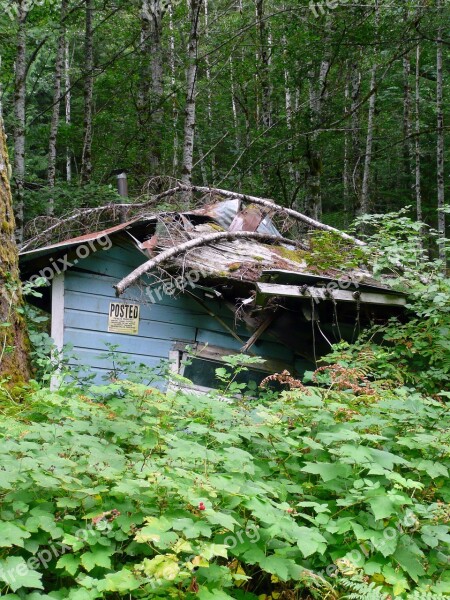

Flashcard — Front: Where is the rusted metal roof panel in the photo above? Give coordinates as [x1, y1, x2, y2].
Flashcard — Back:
[19, 218, 144, 259]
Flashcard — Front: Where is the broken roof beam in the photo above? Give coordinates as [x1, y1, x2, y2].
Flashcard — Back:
[255, 282, 407, 307]
[114, 230, 295, 296]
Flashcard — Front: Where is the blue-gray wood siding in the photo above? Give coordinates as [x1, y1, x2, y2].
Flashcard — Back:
[60, 240, 309, 384]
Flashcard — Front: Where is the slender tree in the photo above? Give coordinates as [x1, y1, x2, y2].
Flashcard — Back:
[13, 0, 28, 243]
[47, 0, 68, 212]
[0, 117, 30, 383]
[65, 40, 72, 183]
[255, 0, 272, 129]
[436, 0, 445, 262]
[81, 0, 94, 184]
[148, 0, 164, 175]
[415, 44, 422, 224]
[181, 0, 202, 200]
[360, 0, 379, 216]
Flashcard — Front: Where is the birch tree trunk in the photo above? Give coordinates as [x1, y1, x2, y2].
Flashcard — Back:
[148, 0, 164, 175]
[402, 54, 413, 199]
[13, 0, 27, 243]
[181, 0, 202, 201]
[138, 0, 151, 151]
[81, 0, 94, 185]
[350, 60, 362, 204]
[255, 0, 271, 129]
[360, 64, 377, 216]
[168, 3, 179, 176]
[65, 40, 72, 183]
[360, 1, 379, 216]
[436, 4, 445, 262]
[415, 44, 422, 224]
[204, 0, 217, 180]
[343, 68, 351, 208]
[0, 118, 31, 383]
[47, 0, 68, 213]
[305, 55, 329, 220]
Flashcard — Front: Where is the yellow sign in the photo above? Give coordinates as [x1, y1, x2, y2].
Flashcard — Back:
[108, 303, 140, 335]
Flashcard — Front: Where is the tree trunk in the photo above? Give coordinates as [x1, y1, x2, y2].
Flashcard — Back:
[343, 67, 351, 209]
[65, 40, 72, 183]
[47, 0, 68, 212]
[204, 0, 217, 180]
[0, 119, 31, 384]
[436, 4, 445, 262]
[402, 54, 413, 200]
[360, 0, 379, 216]
[168, 3, 179, 176]
[137, 0, 151, 162]
[81, 0, 94, 185]
[415, 44, 422, 224]
[181, 0, 202, 202]
[13, 0, 27, 244]
[147, 0, 164, 175]
[255, 0, 271, 129]
[360, 64, 377, 216]
[350, 60, 362, 205]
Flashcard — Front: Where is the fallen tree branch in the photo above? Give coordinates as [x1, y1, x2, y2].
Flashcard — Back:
[115, 231, 294, 296]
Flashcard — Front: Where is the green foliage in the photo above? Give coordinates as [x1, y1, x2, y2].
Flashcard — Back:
[0, 368, 449, 598]
[331, 211, 450, 394]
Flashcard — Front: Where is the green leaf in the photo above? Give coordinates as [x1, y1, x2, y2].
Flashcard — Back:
[301, 462, 352, 482]
[198, 589, 235, 600]
[56, 554, 81, 576]
[0, 522, 31, 547]
[0, 557, 43, 592]
[368, 496, 396, 521]
[96, 569, 141, 593]
[296, 527, 328, 557]
[80, 547, 112, 572]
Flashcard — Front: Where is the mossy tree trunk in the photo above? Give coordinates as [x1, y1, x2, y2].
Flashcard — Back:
[0, 119, 31, 384]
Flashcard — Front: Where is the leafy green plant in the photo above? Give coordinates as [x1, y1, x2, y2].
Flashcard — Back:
[0, 372, 449, 599]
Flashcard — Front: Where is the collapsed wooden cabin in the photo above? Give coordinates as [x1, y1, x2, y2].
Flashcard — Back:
[19, 188, 406, 388]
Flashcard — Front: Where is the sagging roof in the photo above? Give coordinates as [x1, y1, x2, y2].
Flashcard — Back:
[19, 194, 406, 309]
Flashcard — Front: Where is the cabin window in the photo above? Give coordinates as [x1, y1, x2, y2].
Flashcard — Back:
[169, 345, 290, 393]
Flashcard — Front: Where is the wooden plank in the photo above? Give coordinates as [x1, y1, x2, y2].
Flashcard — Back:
[51, 273, 65, 350]
[64, 309, 196, 342]
[64, 329, 173, 358]
[64, 290, 246, 335]
[68, 346, 166, 368]
[51, 273, 65, 391]
[256, 282, 407, 307]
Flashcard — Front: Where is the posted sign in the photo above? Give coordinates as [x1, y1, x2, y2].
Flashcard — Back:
[108, 303, 140, 335]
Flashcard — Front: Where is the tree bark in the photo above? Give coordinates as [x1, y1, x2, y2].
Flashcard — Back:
[13, 0, 28, 244]
[147, 0, 164, 175]
[0, 118, 31, 384]
[360, 0, 379, 216]
[415, 44, 422, 224]
[181, 0, 202, 201]
[360, 64, 377, 216]
[47, 0, 68, 212]
[255, 0, 272, 129]
[350, 60, 362, 204]
[343, 66, 351, 208]
[436, 3, 445, 262]
[81, 0, 94, 184]
[168, 2, 179, 176]
[65, 40, 72, 183]
[402, 54, 413, 200]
